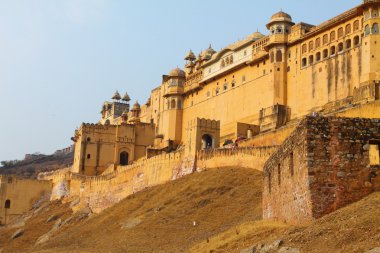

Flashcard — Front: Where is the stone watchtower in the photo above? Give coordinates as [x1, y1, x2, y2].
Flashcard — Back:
[100, 91, 131, 125]
[160, 68, 185, 148]
[259, 12, 294, 132]
[266, 11, 294, 106]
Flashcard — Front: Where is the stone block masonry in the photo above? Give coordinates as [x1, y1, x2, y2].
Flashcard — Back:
[263, 116, 380, 224]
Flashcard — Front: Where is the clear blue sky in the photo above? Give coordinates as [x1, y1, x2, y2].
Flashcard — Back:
[0, 0, 361, 161]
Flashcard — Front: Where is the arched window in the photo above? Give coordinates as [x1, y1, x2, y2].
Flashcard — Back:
[354, 36, 360, 46]
[276, 50, 282, 62]
[170, 99, 176, 109]
[277, 26, 282, 33]
[346, 39, 352, 49]
[353, 20, 360, 31]
[331, 46, 336, 56]
[330, 31, 336, 41]
[338, 27, 344, 38]
[302, 57, 307, 67]
[323, 49, 329, 58]
[309, 41, 314, 51]
[316, 52, 321, 61]
[202, 134, 213, 149]
[338, 42, 344, 52]
[372, 10, 378, 18]
[315, 38, 321, 48]
[302, 44, 307, 54]
[345, 24, 352, 35]
[87, 154, 91, 159]
[4, 199, 10, 209]
[86, 137, 91, 142]
[119, 151, 128, 166]
[270, 51, 275, 63]
[309, 55, 314, 64]
[372, 23, 379, 34]
[104, 119, 110, 125]
[177, 100, 182, 109]
[231, 80, 236, 88]
[223, 83, 228, 91]
[365, 25, 371, 36]
[323, 34, 329, 45]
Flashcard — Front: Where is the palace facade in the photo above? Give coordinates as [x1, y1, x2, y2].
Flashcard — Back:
[71, 0, 380, 176]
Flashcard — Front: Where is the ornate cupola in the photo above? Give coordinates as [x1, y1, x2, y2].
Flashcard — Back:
[129, 101, 141, 123]
[266, 11, 294, 35]
[121, 109, 128, 124]
[185, 49, 196, 62]
[122, 92, 131, 102]
[112, 90, 121, 101]
[185, 49, 196, 75]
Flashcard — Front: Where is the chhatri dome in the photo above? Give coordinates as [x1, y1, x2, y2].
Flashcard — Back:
[112, 90, 121, 100]
[248, 31, 265, 40]
[168, 67, 186, 78]
[122, 92, 131, 102]
[266, 11, 294, 29]
[270, 11, 292, 23]
[184, 50, 196, 61]
[131, 101, 141, 110]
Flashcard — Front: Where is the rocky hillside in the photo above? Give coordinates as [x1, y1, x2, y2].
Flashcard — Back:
[0, 152, 73, 178]
[0, 167, 379, 253]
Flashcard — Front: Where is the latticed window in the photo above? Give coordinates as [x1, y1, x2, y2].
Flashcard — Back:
[330, 31, 336, 41]
[338, 27, 344, 38]
[302, 44, 307, 54]
[345, 24, 351, 35]
[323, 34, 329, 45]
[315, 38, 321, 48]
[353, 20, 360, 31]
[309, 41, 314, 51]
[372, 23, 379, 34]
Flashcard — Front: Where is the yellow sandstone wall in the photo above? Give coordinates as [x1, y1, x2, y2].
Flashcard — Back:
[197, 146, 278, 171]
[0, 176, 52, 225]
[67, 151, 189, 213]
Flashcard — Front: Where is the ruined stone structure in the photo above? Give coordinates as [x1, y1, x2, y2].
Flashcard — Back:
[263, 116, 380, 224]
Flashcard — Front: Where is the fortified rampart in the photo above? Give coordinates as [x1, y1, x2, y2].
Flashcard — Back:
[0, 175, 52, 225]
[41, 145, 280, 213]
[42, 151, 192, 213]
[263, 116, 380, 224]
[197, 146, 278, 171]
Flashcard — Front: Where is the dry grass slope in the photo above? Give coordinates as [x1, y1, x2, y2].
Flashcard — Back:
[1, 166, 379, 253]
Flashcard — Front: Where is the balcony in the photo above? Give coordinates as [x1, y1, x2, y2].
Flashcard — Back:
[164, 85, 184, 97]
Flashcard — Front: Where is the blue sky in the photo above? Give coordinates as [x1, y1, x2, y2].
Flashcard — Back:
[0, 0, 361, 161]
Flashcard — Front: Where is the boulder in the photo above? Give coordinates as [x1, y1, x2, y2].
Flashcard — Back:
[10, 229, 24, 240]
[278, 247, 300, 253]
[365, 248, 380, 253]
[46, 214, 59, 223]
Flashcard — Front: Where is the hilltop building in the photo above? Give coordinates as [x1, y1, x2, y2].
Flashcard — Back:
[2, 0, 380, 225]
[72, 0, 380, 176]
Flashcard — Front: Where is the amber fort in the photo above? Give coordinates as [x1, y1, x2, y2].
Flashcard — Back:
[1, 0, 380, 227]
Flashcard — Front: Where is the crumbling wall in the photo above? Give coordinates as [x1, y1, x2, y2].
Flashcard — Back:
[307, 117, 380, 218]
[262, 120, 312, 223]
[263, 116, 380, 224]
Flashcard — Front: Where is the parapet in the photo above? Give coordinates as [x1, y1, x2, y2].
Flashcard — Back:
[195, 118, 221, 129]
